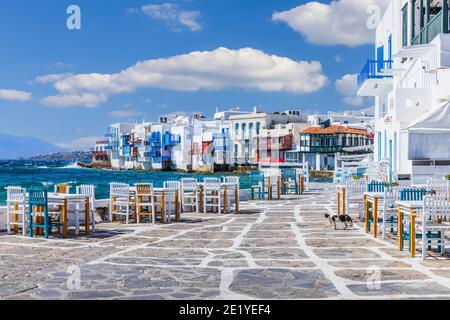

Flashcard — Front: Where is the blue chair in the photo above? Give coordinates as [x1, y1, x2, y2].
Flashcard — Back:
[368, 181, 386, 193]
[250, 172, 265, 200]
[281, 168, 299, 195]
[28, 188, 51, 239]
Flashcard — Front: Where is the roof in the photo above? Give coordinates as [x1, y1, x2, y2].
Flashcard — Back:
[302, 125, 370, 136]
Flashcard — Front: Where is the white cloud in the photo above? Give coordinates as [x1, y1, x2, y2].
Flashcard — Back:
[35, 73, 73, 84]
[41, 93, 107, 108]
[335, 74, 364, 106]
[109, 110, 144, 118]
[51, 62, 73, 69]
[41, 47, 328, 108]
[0, 89, 32, 101]
[56, 136, 100, 151]
[141, 3, 202, 32]
[272, 0, 390, 46]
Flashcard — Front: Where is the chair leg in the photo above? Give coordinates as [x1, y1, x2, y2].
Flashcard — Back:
[6, 205, 10, 235]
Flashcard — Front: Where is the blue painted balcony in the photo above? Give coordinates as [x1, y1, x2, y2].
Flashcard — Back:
[162, 133, 181, 146]
[357, 60, 393, 97]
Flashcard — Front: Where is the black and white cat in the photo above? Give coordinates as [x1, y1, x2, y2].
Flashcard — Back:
[324, 213, 353, 230]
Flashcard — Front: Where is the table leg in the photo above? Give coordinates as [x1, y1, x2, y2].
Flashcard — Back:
[235, 186, 239, 214]
[398, 207, 403, 251]
[175, 192, 180, 222]
[268, 179, 271, 201]
[13, 202, 19, 234]
[223, 186, 228, 214]
[199, 186, 204, 212]
[85, 197, 90, 235]
[373, 197, 378, 238]
[410, 210, 416, 258]
[364, 196, 369, 233]
[160, 192, 165, 224]
[342, 189, 346, 215]
[277, 177, 281, 199]
[298, 174, 301, 195]
[62, 199, 68, 238]
[337, 191, 341, 216]
[112, 197, 116, 222]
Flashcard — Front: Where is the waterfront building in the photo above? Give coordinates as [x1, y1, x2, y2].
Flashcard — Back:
[298, 124, 372, 170]
[92, 140, 109, 163]
[357, 0, 450, 180]
[307, 111, 374, 126]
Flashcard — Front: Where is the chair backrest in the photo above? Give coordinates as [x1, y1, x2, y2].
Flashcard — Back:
[55, 183, 71, 194]
[110, 182, 130, 196]
[411, 175, 434, 186]
[383, 187, 399, 206]
[281, 168, 296, 179]
[345, 180, 368, 195]
[135, 183, 153, 196]
[368, 181, 386, 193]
[28, 188, 48, 206]
[163, 180, 181, 190]
[76, 185, 95, 198]
[181, 178, 198, 190]
[223, 176, 240, 185]
[399, 188, 428, 201]
[203, 178, 221, 190]
[6, 186, 26, 204]
[250, 172, 264, 185]
[427, 179, 448, 193]
[423, 196, 450, 217]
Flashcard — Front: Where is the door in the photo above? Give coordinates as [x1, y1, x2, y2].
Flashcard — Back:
[377, 46, 384, 73]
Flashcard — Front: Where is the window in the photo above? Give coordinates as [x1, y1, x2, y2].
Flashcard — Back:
[402, 3, 408, 47]
[235, 123, 239, 133]
[256, 122, 261, 135]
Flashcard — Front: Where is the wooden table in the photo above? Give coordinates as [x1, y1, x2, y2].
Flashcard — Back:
[336, 185, 346, 216]
[364, 192, 384, 238]
[47, 193, 91, 238]
[396, 200, 423, 258]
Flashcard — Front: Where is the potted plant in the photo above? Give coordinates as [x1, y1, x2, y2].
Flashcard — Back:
[446, 174, 450, 181]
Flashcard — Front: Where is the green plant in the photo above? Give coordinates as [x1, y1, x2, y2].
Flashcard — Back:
[386, 182, 399, 188]
[352, 176, 361, 180]
[446, 174, 450, 181]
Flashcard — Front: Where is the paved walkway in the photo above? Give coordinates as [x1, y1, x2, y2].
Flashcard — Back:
[1, 183, 450, 300]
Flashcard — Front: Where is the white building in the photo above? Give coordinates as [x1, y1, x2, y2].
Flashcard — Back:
[357, 0, 450, 180]
[229, 107, 307, 165]
[307, 111, 374, 126]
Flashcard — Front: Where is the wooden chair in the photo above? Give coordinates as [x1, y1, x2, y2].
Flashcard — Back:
[135, 183, 156, 224]
[27, 188, 63, 239]
[6, 186, 27, 236]
[54, 183, 71, 194]
[223, 176, 240, 213]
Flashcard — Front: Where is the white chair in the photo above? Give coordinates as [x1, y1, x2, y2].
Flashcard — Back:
[411, 174, 435, 187]
[223, 176, 239, 213]
[180, 178, 199, 213]
[135, 183, 156, 224]
[427, 179, 449, 196]
[6, 186, 27, 236]
[380, 187, 399, 239]
[345, 180, 368, 219]
[203, 178, 222, 214]
[109, 182, 135, 224]
[420, 196, 450, 260]
[161, 183, 179, 223]
[76, 185, 96, 233]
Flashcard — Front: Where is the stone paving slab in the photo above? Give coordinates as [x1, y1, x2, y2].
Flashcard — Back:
[1, 183, 450, 300]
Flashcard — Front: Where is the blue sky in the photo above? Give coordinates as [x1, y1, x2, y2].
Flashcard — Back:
[0, 0, 384, 149]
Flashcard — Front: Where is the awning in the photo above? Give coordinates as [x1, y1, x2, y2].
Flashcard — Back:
[407, 102, 450, 160]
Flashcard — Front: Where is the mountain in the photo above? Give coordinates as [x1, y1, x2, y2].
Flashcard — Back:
[28, 151, 92, 163]
[0, 133, 65, 160]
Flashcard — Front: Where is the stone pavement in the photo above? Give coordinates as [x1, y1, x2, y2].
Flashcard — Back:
[1, 183, 450, 300]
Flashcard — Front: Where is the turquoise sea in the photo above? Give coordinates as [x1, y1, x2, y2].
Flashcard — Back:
[0, 160, 252, 205]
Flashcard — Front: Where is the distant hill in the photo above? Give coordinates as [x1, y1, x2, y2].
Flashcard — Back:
[28, 151, 92, 163]
[0, 133, 65, 160]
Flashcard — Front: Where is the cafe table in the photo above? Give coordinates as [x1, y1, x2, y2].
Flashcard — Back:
[396, 200, 424, 258]
[47, 193, 91, 238]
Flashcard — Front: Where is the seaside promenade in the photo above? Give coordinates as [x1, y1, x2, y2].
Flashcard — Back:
[1, 183, 450, 300]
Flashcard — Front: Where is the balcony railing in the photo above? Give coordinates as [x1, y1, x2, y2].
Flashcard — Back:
[411, 8, 449, 46]
[357, 60, 393, 89]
